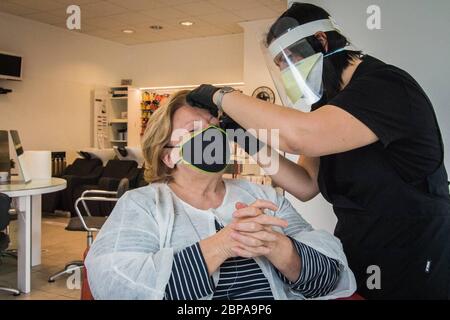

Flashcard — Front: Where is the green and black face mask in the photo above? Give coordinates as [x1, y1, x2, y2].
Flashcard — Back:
[170, 125, 231, 174]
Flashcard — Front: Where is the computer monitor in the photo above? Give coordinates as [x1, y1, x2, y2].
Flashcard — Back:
[10, 130, 31, 183]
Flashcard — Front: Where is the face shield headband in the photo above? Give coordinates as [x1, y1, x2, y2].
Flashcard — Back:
[263, 18, 354, 111]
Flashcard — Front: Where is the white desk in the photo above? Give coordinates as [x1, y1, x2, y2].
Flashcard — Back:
[0, 178, 67, 293]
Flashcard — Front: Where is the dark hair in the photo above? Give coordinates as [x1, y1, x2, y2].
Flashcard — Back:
[267, 3, 363, 106]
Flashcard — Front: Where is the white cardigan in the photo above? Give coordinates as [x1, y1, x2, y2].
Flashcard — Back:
[85, 179, 356, 300]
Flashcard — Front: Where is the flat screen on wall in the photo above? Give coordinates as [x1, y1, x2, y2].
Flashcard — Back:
[0, 51, 22, 80]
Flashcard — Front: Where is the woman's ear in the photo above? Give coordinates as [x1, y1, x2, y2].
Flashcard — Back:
[314, 31, 329, 52]
[161, 148, 179, 169]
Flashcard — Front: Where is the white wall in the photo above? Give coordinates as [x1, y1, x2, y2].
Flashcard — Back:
[0, 12, 130, 163]
[128, 34, 244, 88]
[300, 0, 450, 170]
[238, 20, 280, 99]
[0, 12, 244, 163]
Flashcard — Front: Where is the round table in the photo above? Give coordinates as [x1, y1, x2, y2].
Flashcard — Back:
[0, 178, 67, 293]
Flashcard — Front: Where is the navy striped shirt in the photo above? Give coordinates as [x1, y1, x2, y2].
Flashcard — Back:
[213, 256, 274, 300]
[164, 221, 340, 300]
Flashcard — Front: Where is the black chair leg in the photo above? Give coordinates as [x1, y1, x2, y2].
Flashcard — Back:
[0, 251, 17, 259]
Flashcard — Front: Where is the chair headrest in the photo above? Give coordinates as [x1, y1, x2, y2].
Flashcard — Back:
[116, 178, 129, 198]
[117, 147, 128, 157]
[113, 147, 144, 168]
[68, 158, 102, 176]
[78, 149, 116, 166]
[103, 160, 137, 178]
[77, 151, 92, 159]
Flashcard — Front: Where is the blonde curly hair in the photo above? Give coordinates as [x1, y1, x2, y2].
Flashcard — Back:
[141, 90, 190, 183]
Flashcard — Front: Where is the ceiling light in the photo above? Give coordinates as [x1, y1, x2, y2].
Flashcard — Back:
[180, 21, 194, 27]
[122, 29, 135, 34]
[149, 25, 163, 30]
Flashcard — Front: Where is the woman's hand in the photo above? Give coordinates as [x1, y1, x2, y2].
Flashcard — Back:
[199, 200, 285, 274]
[229, 200, 287, 258]
[231, 200, 301, 282]
[200, 199, 300, 281]
[199, 221, 252, 275]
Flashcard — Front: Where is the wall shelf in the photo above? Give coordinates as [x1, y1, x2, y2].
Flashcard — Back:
[93, 86, 141, 148]
[109, 119, 128, 124]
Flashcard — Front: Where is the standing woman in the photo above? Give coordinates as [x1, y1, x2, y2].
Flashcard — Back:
[187, 3, 450, 299]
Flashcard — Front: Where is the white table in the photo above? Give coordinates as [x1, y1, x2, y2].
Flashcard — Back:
[0, 178, 67, 293]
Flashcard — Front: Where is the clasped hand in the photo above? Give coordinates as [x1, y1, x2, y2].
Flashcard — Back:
[219, 200, 289, 259]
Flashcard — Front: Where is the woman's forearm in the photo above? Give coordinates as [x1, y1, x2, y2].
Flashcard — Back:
[266, 234, 302, 283]
[219, 91, 311, 154]
[285, 241, 341, 298]
[219, 92, 378, 157]
[165, 243, 215, 300]
[199, 235, 230, 275]
[254, 145, 320, 201]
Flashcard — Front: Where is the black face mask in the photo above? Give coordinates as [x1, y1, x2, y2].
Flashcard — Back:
[177, 125, 231, 174]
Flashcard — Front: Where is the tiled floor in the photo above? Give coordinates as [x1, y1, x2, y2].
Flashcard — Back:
[0, 214, 85, 300]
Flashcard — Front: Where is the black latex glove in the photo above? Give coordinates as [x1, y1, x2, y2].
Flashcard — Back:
[219, 113, 242, 131]
[220, 113, 265, 156]
[187, 84, 221, 117]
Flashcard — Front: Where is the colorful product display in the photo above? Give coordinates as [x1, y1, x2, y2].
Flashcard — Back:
[140, 91, 170, 136]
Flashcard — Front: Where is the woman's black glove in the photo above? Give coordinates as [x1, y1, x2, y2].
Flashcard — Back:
[220, 113, 265, 156]
[187, 84, 221, 117]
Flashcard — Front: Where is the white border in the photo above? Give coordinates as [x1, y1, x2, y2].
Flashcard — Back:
[268, 19, 336, 58]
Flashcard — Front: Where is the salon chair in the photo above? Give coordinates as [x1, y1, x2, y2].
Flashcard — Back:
[72, 160, 138, 217]
[48, 178, 129, 283]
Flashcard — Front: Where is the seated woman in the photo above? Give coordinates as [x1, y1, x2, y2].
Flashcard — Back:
[85, 90, 356, 300]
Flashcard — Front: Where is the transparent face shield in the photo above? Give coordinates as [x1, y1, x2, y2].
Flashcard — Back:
[262, 18, 355, 111]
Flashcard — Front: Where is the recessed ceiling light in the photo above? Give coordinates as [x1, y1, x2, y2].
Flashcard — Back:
[149, 25, 163, 30]
[122, 29, 135, 34]
[180, 21, 194, 26]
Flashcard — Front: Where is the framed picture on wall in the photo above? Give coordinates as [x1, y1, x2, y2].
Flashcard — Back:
[252, 86, 276, 103]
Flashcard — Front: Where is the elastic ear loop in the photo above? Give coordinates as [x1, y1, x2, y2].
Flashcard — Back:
[323, 46, 352, 58]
